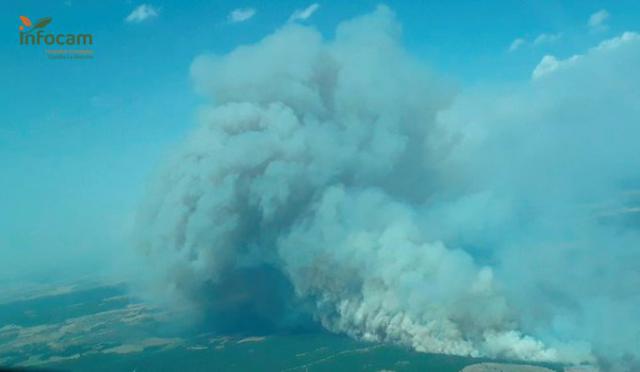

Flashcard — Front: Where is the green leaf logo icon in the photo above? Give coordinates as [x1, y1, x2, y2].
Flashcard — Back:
[21, 16, 53, 33]
[31, 17, 52, 31]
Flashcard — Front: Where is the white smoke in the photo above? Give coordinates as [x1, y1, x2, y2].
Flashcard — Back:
[134, 6, 640, 370]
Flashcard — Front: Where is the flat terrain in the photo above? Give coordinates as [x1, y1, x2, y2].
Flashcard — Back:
[0, 282, 566, 372]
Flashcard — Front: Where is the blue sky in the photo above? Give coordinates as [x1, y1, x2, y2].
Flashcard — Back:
[1, 0, 639, 282]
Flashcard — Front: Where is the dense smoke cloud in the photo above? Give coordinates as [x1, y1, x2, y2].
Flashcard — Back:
[135, 6, 640, 370]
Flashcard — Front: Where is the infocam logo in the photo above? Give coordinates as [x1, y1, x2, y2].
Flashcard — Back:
[19, 15, 94, 59]
[19, 16, 92, 46]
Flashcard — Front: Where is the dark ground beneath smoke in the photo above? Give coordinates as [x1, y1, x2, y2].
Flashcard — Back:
[0, 282, 566, 372]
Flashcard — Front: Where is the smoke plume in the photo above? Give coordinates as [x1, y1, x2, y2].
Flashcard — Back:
[135, 6, 640, 369]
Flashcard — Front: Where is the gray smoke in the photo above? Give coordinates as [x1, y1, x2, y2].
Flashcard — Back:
[134, 6, 640, 369]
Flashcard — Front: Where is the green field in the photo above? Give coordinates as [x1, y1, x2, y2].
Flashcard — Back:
[0, 283, 563, 372]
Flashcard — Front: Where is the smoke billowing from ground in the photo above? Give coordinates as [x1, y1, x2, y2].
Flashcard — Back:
[134, 6, 640, 370]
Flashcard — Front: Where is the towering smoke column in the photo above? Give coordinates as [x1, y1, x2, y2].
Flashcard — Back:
[135, 6, 640, 370]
